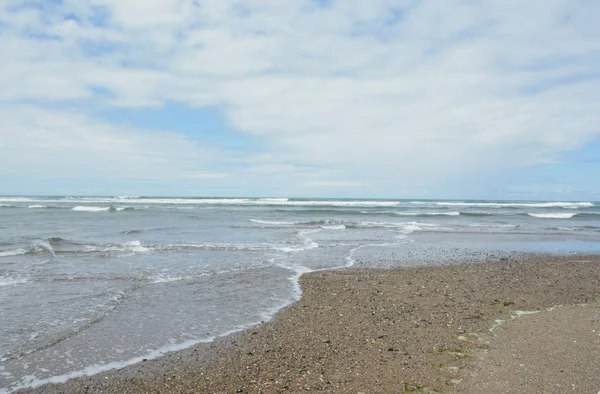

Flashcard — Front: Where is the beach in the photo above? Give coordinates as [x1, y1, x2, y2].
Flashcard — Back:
[20, 254, 600, 394]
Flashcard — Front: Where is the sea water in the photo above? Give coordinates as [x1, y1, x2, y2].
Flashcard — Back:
[1, 196, 599, 392]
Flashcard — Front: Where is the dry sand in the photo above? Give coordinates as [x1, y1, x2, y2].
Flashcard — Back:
[20, 255, 600, 394]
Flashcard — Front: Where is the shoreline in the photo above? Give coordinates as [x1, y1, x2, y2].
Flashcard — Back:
[15, 254, 600, 393]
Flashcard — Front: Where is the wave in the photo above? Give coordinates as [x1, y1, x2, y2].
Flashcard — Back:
[160, 243, 272, 252]
[122, 229, 143, 234]
[392, 211, 460, 217]
[547, 225, 600, 232]
[99, 240, 150, 254]
[250, 218, 430, 231]
[320, 224, 346, 230]
[71, 206, 134, 212]
[147, 275, 190, 284]
[275, 229, 320, 253]
[1, 239, 280, 258]
[437, 201, 593, 209]
[99, 241, 275, 254]
[0, 236, 72, 258]
[249, 219, 297, 225]
[0, 197, 402, 208]
[460, 212, 495, 217]
[0, 204, 15, 208]
[0, 248, 28, 257]
[72, 206, 112, 212]
[30, 240, 57, 256]
[28, 205, 47, 209]
[527, 213, 578, 219]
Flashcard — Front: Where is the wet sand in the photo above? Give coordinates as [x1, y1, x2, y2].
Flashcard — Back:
[20, 255, 600, 393]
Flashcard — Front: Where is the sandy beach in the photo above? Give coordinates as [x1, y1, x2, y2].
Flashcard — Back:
[20, 254, 599, 394]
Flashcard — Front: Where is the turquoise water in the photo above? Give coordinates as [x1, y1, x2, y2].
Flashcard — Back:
[1, 196, 599, 392]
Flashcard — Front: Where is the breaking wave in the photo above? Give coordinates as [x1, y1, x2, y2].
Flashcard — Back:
[391, 211, 460, 216]
[250, 218, 428, 230]
[72, 206, 112, 212]
[71, 206, 134, 212]
[259, 198, 289, 202]
[437, 201, 593, 209]
[249, 219, 297, 225]
[527, 213, 578, 219]
[0, 248, 28, 257]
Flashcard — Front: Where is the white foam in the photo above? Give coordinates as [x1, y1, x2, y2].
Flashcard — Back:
[27, 205, 47, 209]
[148, 275, 188, 284]
[249, 219, 296, 225]
[0, 197, 402, 208]
[123, 241, 149, 253]
[99, 240, 150, 254]
[275, 243, 319, 253]
[0, 276, 30, 287]
[275, 229, 320, 253]
[163, 243, 270, 252]
[357, 221, 426, 231]
[437, 201, 593, 209]
[72, 206, 111, 212]
[122, 241, 150, 253]
[393, 211, 460, 216]
[320, 225, 346, 230]
[31, 240, 56, 257]
[356, 221, 402, 228]
[0, 198, 42, 202]
[4, 337, 216, 393]
[0, 204, 13, 207]
[0, 248, 28, 258]
[527, 213, 577, 219]
[400, 223, 423, 233]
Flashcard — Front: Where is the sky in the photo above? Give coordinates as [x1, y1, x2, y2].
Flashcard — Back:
[0, 0, 599, 199]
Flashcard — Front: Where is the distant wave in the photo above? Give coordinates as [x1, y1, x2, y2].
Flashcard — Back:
[392, 211, 460, 217]
[0, 197, 401, 208]
[122, 229, 143, 235]
[249, 219, 297, 225]
[527, 213, 578, 219]
[460, 212, 495, 217]
[0, 204, 15, 208]
[547, 225, 600, 232]
[2, 196, 595, 210]
[437, 201, 593, 209]
[72, 206, 112, 212]
[71, 206, 134, 212]
[250, 218, 430, 232]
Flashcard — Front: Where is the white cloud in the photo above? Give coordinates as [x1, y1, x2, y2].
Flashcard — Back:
[0, 0, 599, 195]
[0, 105, 226, 181]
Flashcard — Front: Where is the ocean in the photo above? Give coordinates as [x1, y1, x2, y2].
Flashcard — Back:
[1, 196, 599, 392]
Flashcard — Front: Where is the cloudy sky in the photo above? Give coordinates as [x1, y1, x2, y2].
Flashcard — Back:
[1, 0, 599, 199]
